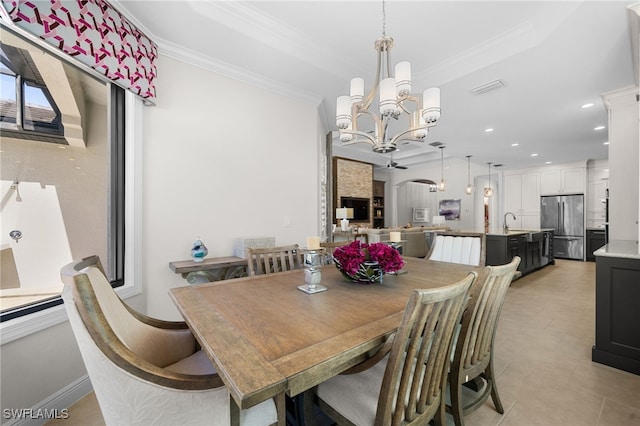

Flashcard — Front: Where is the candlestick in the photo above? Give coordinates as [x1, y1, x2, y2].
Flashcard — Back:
[298, 248, 328, 294]
[307, 236, 320, 250]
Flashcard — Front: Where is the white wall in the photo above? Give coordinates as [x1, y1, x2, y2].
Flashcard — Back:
[142, 55, 322, 319]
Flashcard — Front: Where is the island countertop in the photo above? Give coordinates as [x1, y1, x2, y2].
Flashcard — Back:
[484, 228, 555, 237]
[594, 240, 640, 259]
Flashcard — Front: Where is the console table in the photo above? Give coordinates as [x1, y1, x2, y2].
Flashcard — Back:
[169, 256, 248, 284]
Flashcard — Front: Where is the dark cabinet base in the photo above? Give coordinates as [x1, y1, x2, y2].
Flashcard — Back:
[586, 229, 607, 262]
[486, 231, 553, 276]
[593, 254, 640, 375]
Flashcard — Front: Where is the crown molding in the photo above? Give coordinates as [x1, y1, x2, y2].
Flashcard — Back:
[110, 0, 323, 107]
[185, 1, 355, 79]
[415, 22, 538, 88]
[157, 36, 323, 106]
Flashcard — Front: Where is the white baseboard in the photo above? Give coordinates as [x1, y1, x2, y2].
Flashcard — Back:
[3, 375, 93, 426]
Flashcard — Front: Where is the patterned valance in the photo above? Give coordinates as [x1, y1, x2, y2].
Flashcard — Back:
[1, 0, 157, 99]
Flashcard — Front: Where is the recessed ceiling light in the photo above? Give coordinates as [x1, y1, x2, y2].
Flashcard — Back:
[545, 161, 552, 165]
[604, 141, 610, 145]
[531, 153, 538, 157]
[484, 128, 494, 133]
[581, 103, 594, 109]
[594, 126, 605, 131]
[511, 143, 519, 147]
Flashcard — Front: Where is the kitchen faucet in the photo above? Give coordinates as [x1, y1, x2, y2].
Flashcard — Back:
[504, 212, 516, 233]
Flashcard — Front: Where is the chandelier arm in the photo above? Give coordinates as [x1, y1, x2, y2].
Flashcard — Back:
[339, 130, 377, 146]
[362, 46, 384, 110]
[396, 94, 419, 115]
[389, 127, 428, 145]
[353, 107, 384, 143]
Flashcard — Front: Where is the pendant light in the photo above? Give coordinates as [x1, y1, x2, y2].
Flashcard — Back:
[484, 162, 494, 197]
[465, 155, 473, 195]
[438, 146, 446, 191]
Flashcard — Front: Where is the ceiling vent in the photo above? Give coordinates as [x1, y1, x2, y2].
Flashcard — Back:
[470, 79, 505, 95]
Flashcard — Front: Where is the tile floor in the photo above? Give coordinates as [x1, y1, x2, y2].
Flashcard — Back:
[47, 259, 640, 426]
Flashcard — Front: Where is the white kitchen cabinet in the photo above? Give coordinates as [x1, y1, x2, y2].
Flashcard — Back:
[587, 163, 609, 229]
[504, 171, 540, 229]
[587, 180, 608, 228]
[540, 167, 586, 195]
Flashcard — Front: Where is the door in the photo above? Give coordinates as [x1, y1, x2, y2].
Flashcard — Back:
[561, 195, 584, 237]
[541, 196, 561, 233]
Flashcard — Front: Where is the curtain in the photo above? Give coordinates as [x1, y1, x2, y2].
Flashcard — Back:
[1, 0, 157, 99]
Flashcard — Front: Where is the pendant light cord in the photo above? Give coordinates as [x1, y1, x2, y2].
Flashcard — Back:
[382, 0, 386, 37]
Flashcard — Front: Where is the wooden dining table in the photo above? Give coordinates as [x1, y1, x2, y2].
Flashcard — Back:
[169, 256, 483, 424]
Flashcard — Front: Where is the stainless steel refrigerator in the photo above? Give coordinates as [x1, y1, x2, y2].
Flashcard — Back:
[541, 194, 584, 260]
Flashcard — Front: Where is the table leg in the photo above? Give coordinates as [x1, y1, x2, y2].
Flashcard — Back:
[230, 395, 240, 426]
[276, 392, 286, 426]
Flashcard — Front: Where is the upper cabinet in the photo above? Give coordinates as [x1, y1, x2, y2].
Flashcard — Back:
[540, 165, 586, 195]
[504, 171, 541, 229]
[587, 160, 609, 229]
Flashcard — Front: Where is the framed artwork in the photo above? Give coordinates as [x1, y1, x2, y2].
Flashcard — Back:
[413, 208, 429, 222]
[439, 199, 461, 220]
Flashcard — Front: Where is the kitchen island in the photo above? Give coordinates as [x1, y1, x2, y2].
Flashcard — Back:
[485, 229, 555, 276]
[592, 241, 640, 375]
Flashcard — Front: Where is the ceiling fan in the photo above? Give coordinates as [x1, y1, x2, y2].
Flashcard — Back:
[386, 153, 408, 169]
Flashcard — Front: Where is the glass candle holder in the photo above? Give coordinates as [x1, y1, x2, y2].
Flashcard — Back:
[298, 248, 328, 294]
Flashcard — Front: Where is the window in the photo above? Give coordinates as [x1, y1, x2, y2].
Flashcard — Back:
[0, 26, 125, 322]
[0, 42, 63, 137]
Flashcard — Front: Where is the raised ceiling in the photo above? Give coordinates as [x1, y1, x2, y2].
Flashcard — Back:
[113, 0, 637, 170]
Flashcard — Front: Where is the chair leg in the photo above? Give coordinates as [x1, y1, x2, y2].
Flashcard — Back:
[433, 398, 447, 426]
[450, 376, 465, 426]
[485, 358, 504, 414]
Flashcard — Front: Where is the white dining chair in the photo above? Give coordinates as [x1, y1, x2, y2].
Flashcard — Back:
[61, 255, 279, 426]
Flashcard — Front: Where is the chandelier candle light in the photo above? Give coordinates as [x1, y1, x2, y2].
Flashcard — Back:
[336, 0, 441, 153]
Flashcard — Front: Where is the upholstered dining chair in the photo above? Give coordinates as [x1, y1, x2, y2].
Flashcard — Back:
[246, 244, 303, 276]
[427, 231, 486, 267]
[304, 271, 477, 426]
[61, 256, 279, 426]
[447, 256, 521, 426]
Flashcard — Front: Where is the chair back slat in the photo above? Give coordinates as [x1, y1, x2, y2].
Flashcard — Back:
[246, 244, 302, 276]
[376, 272, 476, 426]
[458, 257, 520, 370]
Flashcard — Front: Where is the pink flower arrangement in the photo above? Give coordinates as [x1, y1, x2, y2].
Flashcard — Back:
[333, 241, 405, 278]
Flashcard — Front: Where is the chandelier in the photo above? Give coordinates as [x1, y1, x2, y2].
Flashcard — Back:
[335, 1, 441, 153]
